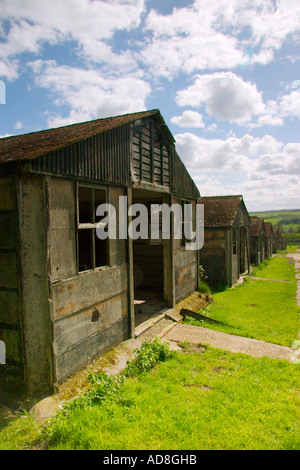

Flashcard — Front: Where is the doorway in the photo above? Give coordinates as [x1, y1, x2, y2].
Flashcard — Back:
[239, 227, 247, 274]
[132, 189, 171, 327]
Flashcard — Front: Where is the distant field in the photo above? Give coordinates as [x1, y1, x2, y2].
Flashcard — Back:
[250, 209, 300, 221]
[249, 209, 300, 242]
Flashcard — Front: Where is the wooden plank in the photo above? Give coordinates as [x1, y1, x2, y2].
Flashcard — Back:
[180, 308, 230, 326]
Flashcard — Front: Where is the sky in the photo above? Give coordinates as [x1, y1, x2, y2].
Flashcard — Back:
[0, 0, 299, 212]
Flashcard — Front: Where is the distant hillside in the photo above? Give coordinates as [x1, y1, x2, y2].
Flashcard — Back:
[249, 210, 300, 242]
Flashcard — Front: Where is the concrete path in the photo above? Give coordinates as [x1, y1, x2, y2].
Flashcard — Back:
[163, 323, 294, 361]
[286, 251, 300, 308]
[249, 276, 293, 283]
[163, 250, 300, 361]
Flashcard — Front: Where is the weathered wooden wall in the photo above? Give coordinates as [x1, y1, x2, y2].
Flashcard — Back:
[31, 125, 131, 186]
[132, 119, 171, 187]
[0, 176, 25, 393]
[47, 177, 130, 384]
[200, 228, 227, 287]
[18, 175, 54, 395]
[133, 242, 164, 291]
[173, 198, 198, 302]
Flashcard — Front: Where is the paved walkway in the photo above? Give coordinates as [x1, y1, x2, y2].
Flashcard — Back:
[163, 250, 300, 362]
[163, 323, 294, 361]
[286, 251, 300, 308]
[249, 276, 293, 283]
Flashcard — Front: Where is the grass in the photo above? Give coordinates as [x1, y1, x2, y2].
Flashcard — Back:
[1, 253, 299, 451]
[3, 348, 299, 450]
[0, 412, 42, 450]
[278, 245, 300, 254]
[185, 256, 299, 347]
[251, 256, 296, 281]
[198, 280, 211, 294]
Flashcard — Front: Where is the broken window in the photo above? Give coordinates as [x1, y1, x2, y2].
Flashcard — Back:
[77, 185, 108, 272]
[181, 199, 193, 248]
[233, 228, 238, 255]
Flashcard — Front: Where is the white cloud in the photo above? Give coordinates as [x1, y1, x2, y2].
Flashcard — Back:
[176, 72, 300, 127]
[14, 121, 23, 130]
[29, 60, 151, 127]
[279, 90, 300, 119]
[171, 110, 205, 128]
[141, 33, 243, 79]
[255, 143, 300, 175]
[175, 130, 300, 210]
[0, 59, 19, 81]
[0, 0, 145, 79]
[141, 0, 300, 79]
[1, 0, 145, 42]
[0, 134, 13, 138]
[176, 72, 265, 124]
[174, 132, 284, 172]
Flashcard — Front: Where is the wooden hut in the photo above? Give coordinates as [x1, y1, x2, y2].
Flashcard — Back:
[272, 227, 287, 252]
[250, 216, 266, 265]
[263, 222, 273, 259]
[0, 109, 200, 396]
[199, 196, 250, 287]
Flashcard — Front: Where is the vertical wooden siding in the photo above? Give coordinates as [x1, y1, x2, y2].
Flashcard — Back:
[132, 119, 171, 186]
[31, 125, 131, 185]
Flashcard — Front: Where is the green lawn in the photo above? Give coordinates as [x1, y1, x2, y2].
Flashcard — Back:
[186, 256, 299, 347]
[251, 256, 296, 281]
[2, 347, 299, 450]
[277, 246, 300, 254]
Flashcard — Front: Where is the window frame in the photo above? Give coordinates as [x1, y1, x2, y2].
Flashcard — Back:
[232, 227, 238, 255]
[76, 182, 109, 273]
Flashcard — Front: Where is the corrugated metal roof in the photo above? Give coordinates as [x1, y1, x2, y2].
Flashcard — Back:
[0, 109, 174, 164]
[250, 216, 265, 237]
[200, 195, 245, 227]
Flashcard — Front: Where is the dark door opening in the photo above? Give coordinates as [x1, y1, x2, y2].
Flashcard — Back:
[132, 189, 168, 327]
[239, 227, 247, 274]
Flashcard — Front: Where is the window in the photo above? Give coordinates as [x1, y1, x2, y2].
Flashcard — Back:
[181, 199, 193, 248]
[77, 185, 108, 272]
[233, 228, 238, 255]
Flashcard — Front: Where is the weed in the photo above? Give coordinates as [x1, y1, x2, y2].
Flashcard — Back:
[124, 338, 174, 378]
[198, 280, 211, 294]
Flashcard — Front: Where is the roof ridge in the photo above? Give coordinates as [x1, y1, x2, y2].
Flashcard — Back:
[0, 109, 164, 163]
[0, 109, 160, 142]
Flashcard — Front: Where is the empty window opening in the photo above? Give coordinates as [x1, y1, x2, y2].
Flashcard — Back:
[77, 185, 108, 272]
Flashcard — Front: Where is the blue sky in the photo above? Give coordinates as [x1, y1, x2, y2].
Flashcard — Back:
[0, 0, 299, 211]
